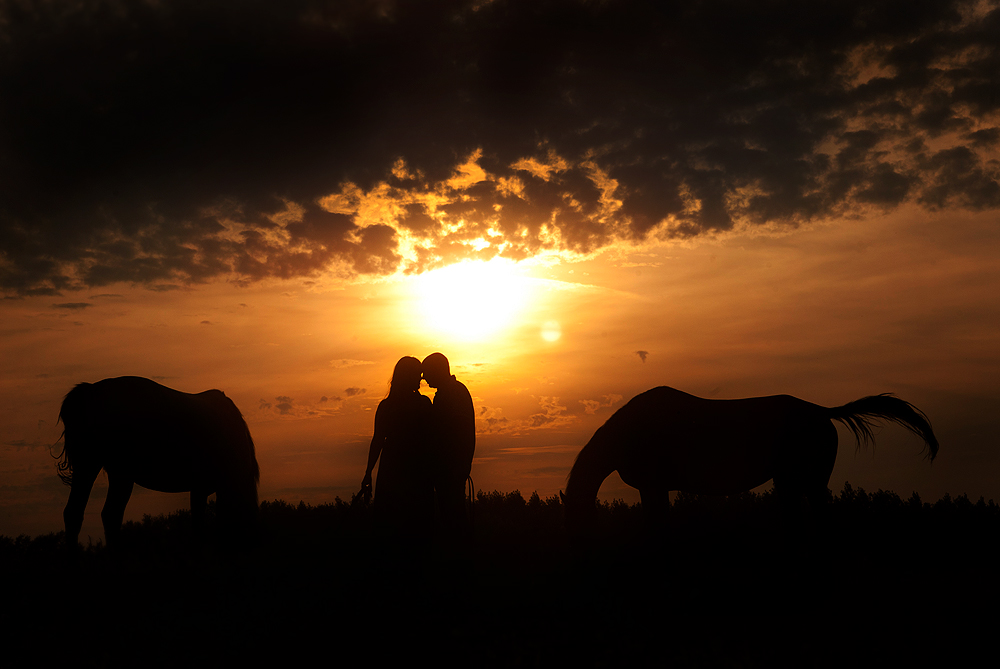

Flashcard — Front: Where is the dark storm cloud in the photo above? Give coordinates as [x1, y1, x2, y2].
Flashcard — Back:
[2, 0, 998, 295]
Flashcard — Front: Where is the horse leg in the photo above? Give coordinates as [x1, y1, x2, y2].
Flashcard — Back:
[640, 486, 670, 532]
[101, 474, 134, 547]
[773, 477, 808, 525]
[637, 486, 670, 555]
[64, 466, 100, 547]
[778, 423, 838, 525]
[775, 421, 838, 528]
[805, 485, 833, 526]
[190, 489, 209, 541]
[774, 477, 834, 538]
[808, 421, 839, 524]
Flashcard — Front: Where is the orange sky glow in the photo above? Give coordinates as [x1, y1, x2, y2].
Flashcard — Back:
[2, 1, 999, 541]
[2, 203, 998, 539]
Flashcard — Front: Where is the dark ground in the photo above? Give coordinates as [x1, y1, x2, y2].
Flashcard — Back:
[4, 485, 999, 668]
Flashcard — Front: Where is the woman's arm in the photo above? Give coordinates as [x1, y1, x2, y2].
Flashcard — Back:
[362, 402, 385, 489]
[362, 435, 382, 489]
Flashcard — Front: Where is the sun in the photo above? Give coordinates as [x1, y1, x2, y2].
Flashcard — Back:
[409, 258, 533, 341]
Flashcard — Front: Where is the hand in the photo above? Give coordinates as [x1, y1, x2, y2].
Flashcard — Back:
[361, 472, 373, 505]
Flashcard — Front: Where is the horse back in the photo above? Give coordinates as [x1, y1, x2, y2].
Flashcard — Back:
[61, 376, 250, 492]
[606, 387, 829, 494]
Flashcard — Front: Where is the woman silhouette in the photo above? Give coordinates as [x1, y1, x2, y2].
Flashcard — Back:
[361, 356, 434, 536]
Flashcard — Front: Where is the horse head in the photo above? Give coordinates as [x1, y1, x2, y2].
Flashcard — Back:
[562, 489, 598, 541]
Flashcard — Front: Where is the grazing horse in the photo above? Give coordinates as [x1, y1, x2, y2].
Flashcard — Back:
[564, 386, 938, 533]
[56, 376, 260, 546]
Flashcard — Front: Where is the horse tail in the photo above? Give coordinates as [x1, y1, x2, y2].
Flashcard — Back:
[54, 382, 94, 486]
[827, 394, 939, 461]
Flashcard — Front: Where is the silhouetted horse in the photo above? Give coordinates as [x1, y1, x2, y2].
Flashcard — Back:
[57, 376, 260, 546]
[564, 387, 938, 533]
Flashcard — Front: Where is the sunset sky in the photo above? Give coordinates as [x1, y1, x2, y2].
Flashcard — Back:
[2, 0, 998, 540]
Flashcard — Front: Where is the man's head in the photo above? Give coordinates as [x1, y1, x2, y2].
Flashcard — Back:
[421, 352, 450, 388]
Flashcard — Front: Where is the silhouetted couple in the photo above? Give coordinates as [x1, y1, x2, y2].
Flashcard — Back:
[362, 353, 475, 540]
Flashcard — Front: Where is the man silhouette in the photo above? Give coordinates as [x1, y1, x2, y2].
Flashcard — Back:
[421, 352, 475, 535]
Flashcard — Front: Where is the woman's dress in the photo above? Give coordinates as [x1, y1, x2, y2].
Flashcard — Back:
[373, 391, 434, 533]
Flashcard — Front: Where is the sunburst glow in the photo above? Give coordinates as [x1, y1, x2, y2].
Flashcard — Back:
[541, 320, 561, 342]
[409, 258, 533, 341]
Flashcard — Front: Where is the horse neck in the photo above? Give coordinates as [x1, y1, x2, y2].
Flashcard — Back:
[566, 435, 616, 507]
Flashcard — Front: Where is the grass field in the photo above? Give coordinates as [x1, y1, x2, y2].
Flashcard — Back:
[4, 485, 998, 667]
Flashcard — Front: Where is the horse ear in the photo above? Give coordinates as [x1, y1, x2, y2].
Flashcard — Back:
[559, 490, 566, 504]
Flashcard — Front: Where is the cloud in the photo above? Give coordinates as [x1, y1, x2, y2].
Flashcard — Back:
[330, 359, 376, 369]
[2, 0, 998, 295]
[636, 350, 648, 363]
[274, 396, 294, 415]
[527, 397, 571, 429]
[579, 394, 624, 416]
[4, 439, 44, 450]
[52, 302, 92, 310]
[344, 387, 366, 397]
[261, 393, 349, 418]
[478, 396, 576, 434]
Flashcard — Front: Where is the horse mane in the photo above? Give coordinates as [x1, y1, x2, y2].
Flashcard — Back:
[54, 382, 94, 486]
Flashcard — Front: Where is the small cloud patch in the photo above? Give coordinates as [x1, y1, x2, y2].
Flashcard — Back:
[331, 359, 375, 369]
[5, 439, 42, 450]
[579, 394, 624, 415]
[274, 396, 294, 415]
